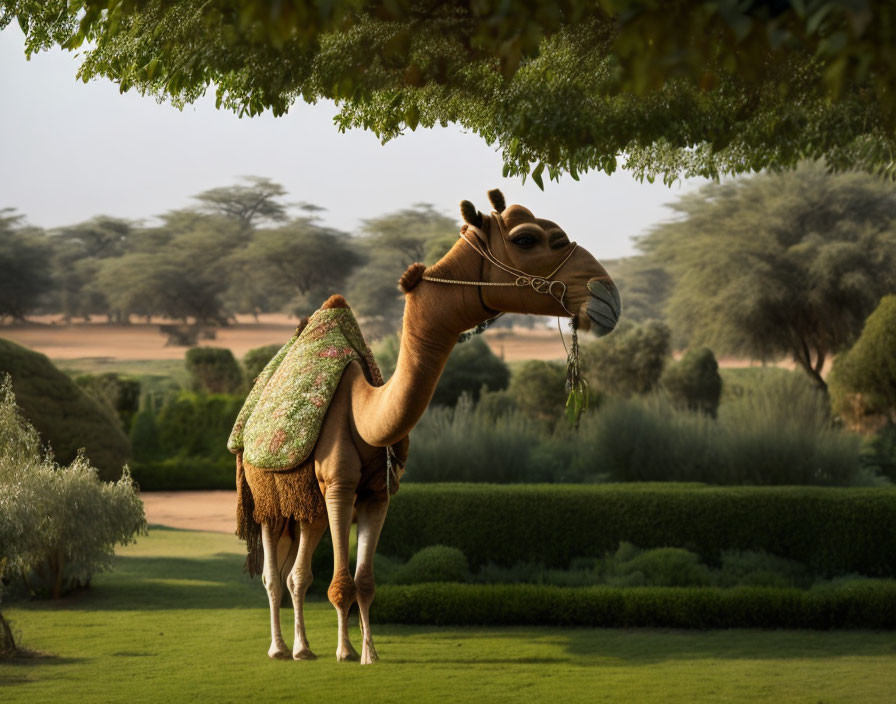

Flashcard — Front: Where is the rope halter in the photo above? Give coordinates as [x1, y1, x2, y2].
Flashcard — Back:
[421, 212, 579, 317]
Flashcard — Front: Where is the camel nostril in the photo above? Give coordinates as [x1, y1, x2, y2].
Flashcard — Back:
[587, 279, 621, 316]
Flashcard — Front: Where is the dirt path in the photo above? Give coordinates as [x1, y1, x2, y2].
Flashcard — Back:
[141, 491, 237, 534]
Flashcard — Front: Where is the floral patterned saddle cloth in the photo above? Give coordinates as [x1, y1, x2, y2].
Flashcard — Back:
[227, 303, 384, 471]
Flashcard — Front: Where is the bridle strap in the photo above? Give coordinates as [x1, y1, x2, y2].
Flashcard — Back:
[422, 212, 578, 317]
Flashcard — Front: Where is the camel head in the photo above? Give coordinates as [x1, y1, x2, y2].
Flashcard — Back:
[455, 189, 621, 336]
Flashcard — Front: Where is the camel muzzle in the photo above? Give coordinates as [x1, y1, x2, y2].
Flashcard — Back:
[586, 279, 621, 336]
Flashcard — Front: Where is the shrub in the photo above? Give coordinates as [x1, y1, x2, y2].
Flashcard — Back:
[717, 550, 810, 589]
[75, 372, 141, 430]
[0, 338, 131, 480]
[409, 398, 548, 482]
[661, 347, 722, 416]
[508, 360, 568, 422]
[242, 343, 282, 384]
[860, 423, 896, 483]
[155, 392, 242, 459]
[379, 484, 896, 576]
[432, 336, 510, 407]
[611, 546, 713, 587]
[391, 545, 470, 584]
[830, 295, 896, 429]
[0, 375, 145, 611]
[581, 321, 670, 397]
[373, 581, 896, 629]
[185, 347, 243, 394]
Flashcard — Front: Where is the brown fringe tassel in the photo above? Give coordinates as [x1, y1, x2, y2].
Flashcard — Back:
[235, 452, 263, 576]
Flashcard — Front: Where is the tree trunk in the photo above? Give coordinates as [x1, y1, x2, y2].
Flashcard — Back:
[0, 610, 15, 655]
[794, 342, 828, 394]
[52, 549, 65, 600]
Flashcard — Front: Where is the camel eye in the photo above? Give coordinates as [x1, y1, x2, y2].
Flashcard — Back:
[511, 234, 538, 249]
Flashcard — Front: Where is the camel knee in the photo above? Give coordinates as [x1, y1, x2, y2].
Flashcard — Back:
[328, 571, 356, 611]
[289, 568, 313, 597]
[355, 568, 375, 607]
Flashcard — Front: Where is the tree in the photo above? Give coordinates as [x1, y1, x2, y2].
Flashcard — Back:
[234, 219, 363, 315]
[0, 209, 51, 321]
[185, 347, 243, 394]
[829, 295, 896, 427]
[641, 163, 896, 391]
[582, 320, 670, 397]
[602, 255, 670, 325]
[432, 336, 510, 407]
[661, 348, 723, 417]
[4, 2, 895, 185]
[192, 176, 290, 233]
[508, 360, 568, 422]
[348, 205, 457, 335]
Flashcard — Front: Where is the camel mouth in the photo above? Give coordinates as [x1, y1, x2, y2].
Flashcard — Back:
[583, 280, 621, 337]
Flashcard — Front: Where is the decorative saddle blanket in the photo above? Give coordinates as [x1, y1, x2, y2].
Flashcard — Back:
[227, 302, 385, 471]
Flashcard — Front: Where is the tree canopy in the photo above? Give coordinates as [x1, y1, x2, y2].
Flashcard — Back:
[3, 1, 895, 185]
[642, 161, 896, 390]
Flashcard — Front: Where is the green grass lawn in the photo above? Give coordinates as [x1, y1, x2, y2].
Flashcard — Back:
[2, 528, 895, 703]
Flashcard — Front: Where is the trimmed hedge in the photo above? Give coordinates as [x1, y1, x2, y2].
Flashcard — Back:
[130, 457, 233, 491]
[373, 581, 896, 629]
[379, 484, 896, 577]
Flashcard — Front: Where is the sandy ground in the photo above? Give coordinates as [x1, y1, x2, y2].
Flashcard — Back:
[0, 314, 800, 367]
[141, 490, 237, 534]
[1, 314, 572, 362]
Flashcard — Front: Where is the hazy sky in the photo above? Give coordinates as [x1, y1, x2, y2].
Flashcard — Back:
[1, 26, 705, 259]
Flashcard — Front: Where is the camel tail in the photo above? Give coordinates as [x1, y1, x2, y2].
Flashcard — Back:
[236, 452, 264, 576]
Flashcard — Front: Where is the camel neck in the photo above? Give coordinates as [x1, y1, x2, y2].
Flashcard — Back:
[351, 240, 491, 446]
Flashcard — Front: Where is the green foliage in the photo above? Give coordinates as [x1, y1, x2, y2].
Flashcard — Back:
[581, 321, 670, 397]
[232, 219, 363, 316]
[374, 580, 896, 629]
[348, 205, 458, 336]
[379, 484, 896, 576]
[860, 424, 896, 483]
[129, 456, 234, 491]
[6, 3, 896, 183]
[75, 372, 141, 430]
[155, 391, 242, 459]
[431, 337, 510, 407]
[192, 176, 289, 232]
[242, 343, 282, 384]
[185, 347, 243, 394]
[0, 375, 146, 605]
[602, 256, 670, 325]
[642, 164, 896, 390]
[829, 295, 896, 427]
[391, 546, 470, 585]
[661, 348, 723, 416]
[0, 338, 131, 480]
[0, 208, 51, 321]
[590, 378, 864, 485]
[508, 360, 568, 422]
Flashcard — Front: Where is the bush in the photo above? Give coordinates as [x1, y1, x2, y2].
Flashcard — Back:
[155, 392, 243, 459]
[409, 398, 549, 482]
[0, 375, 145, 612]
[432, 336, 510, 407]
[586, 377, 865, 485]
[0, 338, 131, 480]
[75, 372, 141, 431]
[378, 484, 896, 576]
[661, 347, 722, 416]
[860, 423, 896, 483]
[185, 347, 243, 394]
[129, 456, 234, 491]
[830, 295, 896, 429]
[373, 581, 896, 629]
[582, 321, 670, 397]
[242, 344, 282, 384]
[508, 360, 568, 422]
[391, 545, 469, 584]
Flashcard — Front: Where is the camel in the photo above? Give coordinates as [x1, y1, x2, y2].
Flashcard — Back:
[234, 189, 621, 664]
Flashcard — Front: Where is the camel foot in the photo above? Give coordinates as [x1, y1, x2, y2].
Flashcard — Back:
[361, 643, 379, 665]
[336, 643, 360, 662]
[268, 644, 291, 660]
[293, 648, 318, 661]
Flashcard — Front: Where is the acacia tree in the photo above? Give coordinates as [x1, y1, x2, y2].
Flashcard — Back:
[641, 163, 896, 391]
[3, 2, 894, 185]
[192, 176, 290, 233]
[0, 209, 50, 322]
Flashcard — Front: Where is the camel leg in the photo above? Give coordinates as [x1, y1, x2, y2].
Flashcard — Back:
[261, 522, 290, 659]
[286, 516, 328, 660]
[326, 482, 360, 662]
[355, 494, 389, 665]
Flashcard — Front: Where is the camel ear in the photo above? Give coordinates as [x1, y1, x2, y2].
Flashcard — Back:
[487, 189, 506, 213]
[460, 200, 484, 228]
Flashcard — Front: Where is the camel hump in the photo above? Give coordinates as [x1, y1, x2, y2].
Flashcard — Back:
[321, 294, 350, 310]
